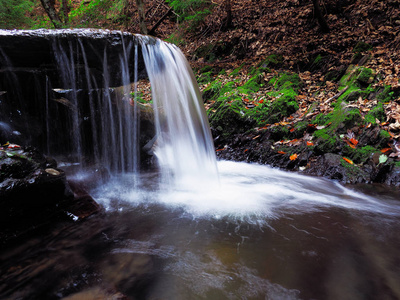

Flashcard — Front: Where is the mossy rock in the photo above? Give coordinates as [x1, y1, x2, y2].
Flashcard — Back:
[272, 72, 303, 92]
[356, 68, 375, 85]
[339, 65, 375, 90]
[269, 125, 290, 141]
[376, 85, 394, 103]
[343, 145, 377, 164]
[364, 102, 386, 124]
[314, 130, 339, 154]
[341, 89, 362, 102]
[208, 100, 253, 139]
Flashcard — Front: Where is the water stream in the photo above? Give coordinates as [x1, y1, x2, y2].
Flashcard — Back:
[1, 30, 400, 299]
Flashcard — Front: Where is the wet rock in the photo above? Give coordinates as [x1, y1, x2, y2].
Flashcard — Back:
[304, 153, 370, 183]
[0, 145, 73, 207]
[0, 145, 101, 245]
[0, 29, 147, 88]
[384, 166, 400, 187]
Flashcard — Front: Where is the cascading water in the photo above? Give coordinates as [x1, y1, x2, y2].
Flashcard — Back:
[139, 35, 219, 185]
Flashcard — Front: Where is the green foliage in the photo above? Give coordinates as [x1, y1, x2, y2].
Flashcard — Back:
[68, 0, 128, 28]
[344, 145, 377, 164]
[166, 0, 212, 31]
[0, 0, 35, 29]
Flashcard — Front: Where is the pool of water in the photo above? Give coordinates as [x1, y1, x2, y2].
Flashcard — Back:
[1, 161, 400, 299]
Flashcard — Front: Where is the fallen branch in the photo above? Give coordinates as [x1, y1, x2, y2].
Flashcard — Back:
[149, 7, 173, 36]
[323, 86, 349, 104]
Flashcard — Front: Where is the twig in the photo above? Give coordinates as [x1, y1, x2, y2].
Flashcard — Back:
[323, 86, 349, 104]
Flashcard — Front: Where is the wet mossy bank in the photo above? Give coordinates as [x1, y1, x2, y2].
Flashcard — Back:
[198, 52, 400, 186]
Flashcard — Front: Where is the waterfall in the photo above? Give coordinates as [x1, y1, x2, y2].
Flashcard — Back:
[140, 36, 218, 185]
[0, 29, 218, 184]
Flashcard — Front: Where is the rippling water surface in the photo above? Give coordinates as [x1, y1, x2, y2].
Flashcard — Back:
[1, 161, 400, 299]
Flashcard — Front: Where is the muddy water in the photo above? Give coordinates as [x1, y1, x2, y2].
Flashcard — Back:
[1, 161, 400, 299]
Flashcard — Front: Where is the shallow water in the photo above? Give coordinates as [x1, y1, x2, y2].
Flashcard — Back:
[1, 161, 400, 299]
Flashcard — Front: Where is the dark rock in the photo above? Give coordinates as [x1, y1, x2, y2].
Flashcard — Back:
[304, 153, 371, 183]
[0, 145, 101, 245]
[0, 146, 73, 206]
[0, 29, 147, 88]
[384, 166, 400, 187]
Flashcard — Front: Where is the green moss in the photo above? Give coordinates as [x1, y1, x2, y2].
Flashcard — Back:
[274, 72, 303, 92]
[314, 128, 339, 153]
[379, 130, 391, 139]
[364, 102, 386, 124]
[197, 71, 214, 84]
[377, 85, 394, 103]
[241, 74, 263, 92]
[349, 145, 377, 164]
[230, 65, 243, 77]
[357, 68, 374, 85]
[340, 158, 366, 180]
[313, 113, 332, 125]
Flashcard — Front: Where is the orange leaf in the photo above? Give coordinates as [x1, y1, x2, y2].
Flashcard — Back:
[216, 148, 225, 152]
[278, 151, 286, 154]
[307, 141, 314, 146]
[350, 138, 358, 146]
[259, 99, 264, 104]
[342, 157, 354, 164]
[244, 149, 249, 152]
[345, 140, 356, 149]
[290, 153, 298, 161]
[290, 128, 295, 132]
[380, 148, 392, 153]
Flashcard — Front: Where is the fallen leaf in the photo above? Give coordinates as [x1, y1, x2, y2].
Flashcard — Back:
[342, 157, 354, 164]
[290, 153, 298, 160]
[379, 154, 388, 164]
[350, 138, 358, 146]
[278, 151, 286, 154]
[307, 141, 314, 146]
[345, 140, 356, 149]
[380, 148, 392, 153]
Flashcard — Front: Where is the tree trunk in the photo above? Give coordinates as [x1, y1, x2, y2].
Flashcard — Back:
[40, 0, 62, 28]
[224, 0, 233, 29]
[149, 7, 173, 36]
[136, 0, 148, 35]
[312, 0, 330, 33]
[61, 0, 69, 24]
